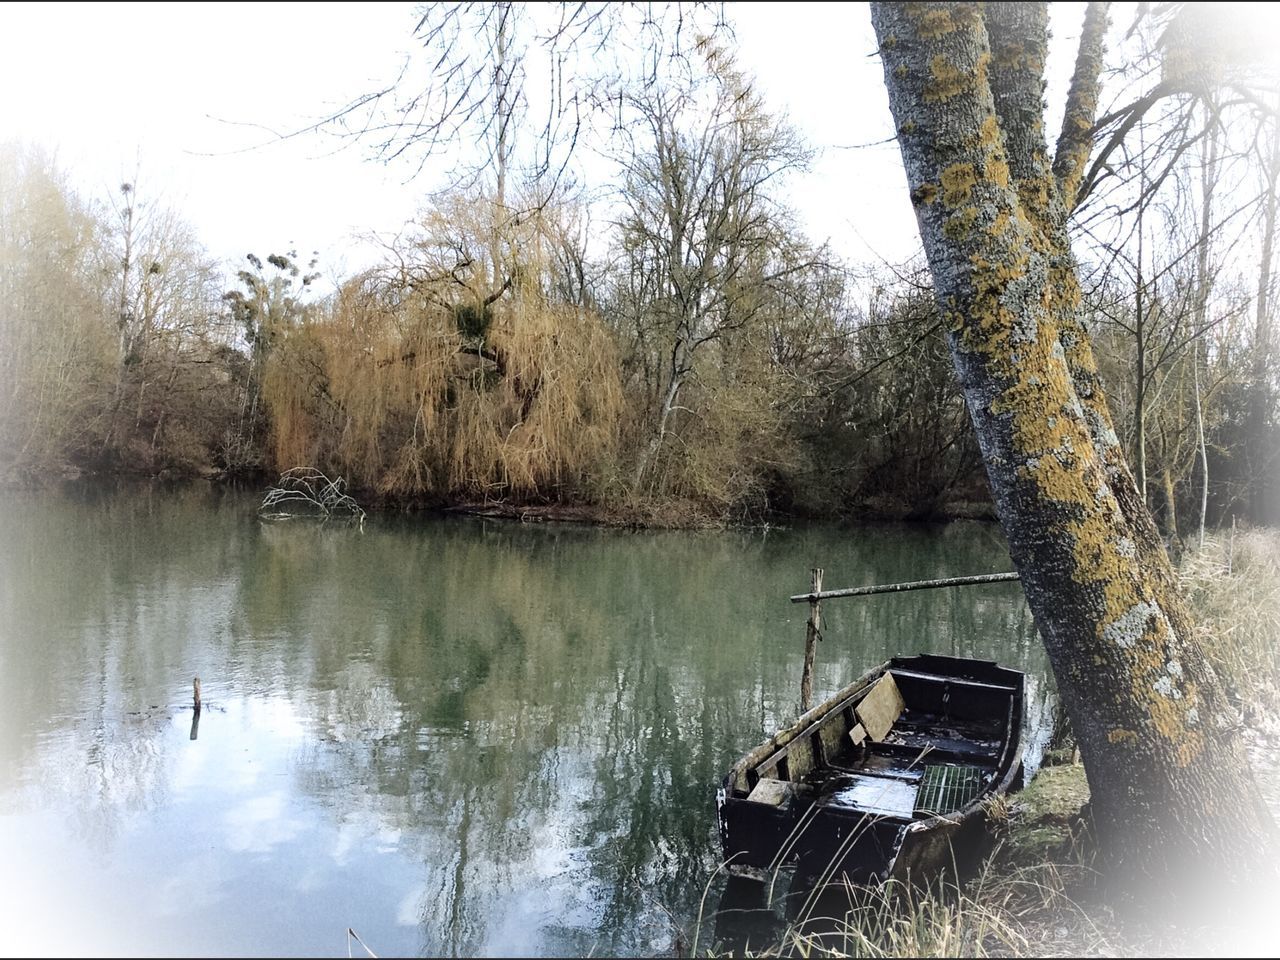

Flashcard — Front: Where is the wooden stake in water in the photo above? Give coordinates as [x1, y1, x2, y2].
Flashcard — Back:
[190, 676, 202, 741]
[792, 569, 1021, 713]
[800, 568, 823, 712]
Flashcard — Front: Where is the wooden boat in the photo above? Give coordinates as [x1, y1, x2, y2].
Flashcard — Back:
[717, 654, 1024, 885]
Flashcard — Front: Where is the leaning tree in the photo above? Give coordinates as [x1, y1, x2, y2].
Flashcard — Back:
[869, 1, 1276, 889]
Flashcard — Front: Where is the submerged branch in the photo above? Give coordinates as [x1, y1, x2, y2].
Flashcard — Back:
[260, 467, 367, 527]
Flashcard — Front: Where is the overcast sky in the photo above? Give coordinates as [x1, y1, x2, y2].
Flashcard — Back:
[1, 2, 1095, 282]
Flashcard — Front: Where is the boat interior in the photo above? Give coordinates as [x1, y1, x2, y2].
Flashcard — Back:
[737, 664, 1019, 821]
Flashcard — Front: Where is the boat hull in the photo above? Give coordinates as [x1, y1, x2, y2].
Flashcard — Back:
[718, 654, 1024, 885]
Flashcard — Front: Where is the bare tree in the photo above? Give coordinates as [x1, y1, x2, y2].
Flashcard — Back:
[610, 48, 812, 489]
[319, 3, 730, 198]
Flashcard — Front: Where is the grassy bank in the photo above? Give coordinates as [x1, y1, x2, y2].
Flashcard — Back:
[1180, 527, 1280, 717]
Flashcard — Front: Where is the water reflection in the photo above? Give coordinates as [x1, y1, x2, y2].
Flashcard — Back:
[0, 485, 1049, 956]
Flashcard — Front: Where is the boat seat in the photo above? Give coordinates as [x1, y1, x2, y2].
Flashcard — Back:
[747, 674, 910, 790]
[870, 738, 1000, 766]
[855, 673, 905, 741]
[746, 777, 791, 806]
[889, 668, 1018, 694]
[827, 756, 924, 783]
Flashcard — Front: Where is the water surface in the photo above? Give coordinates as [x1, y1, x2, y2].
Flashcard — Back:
[0, 485, 1050, 956]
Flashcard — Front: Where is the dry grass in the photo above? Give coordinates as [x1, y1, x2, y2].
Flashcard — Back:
[699, 859, 1118, 959]
[1179, 526, 1280, 714]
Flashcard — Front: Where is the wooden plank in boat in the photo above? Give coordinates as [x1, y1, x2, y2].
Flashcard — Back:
[788, 737, 816, 779]
[747, 777, 791, 806]
[856, 673, 905, 742]
[819, 717, 847, 760]
[848, 723, 867, 746]
[889, 668, 1018, 693]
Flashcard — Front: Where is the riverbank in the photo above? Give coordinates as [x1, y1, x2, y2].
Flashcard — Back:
[2, 467, 1001, 529]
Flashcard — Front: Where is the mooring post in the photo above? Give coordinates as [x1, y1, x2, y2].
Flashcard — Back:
[801, 568, 823, 712]
[193, 676, 202, 714]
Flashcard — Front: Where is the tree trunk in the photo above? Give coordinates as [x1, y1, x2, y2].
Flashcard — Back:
[490, 3, 511, 296]
[1161, 465, 1178, 546]
[1192, 124, 1219, 548]
[1252, 114, 1279, 522]
[871, 1, 1275, 889]
[116, 184, 136, 367]
[1192, 342, 1208, 549]
[631, 358, 685, 491]
[1135, 243, 1147, 502]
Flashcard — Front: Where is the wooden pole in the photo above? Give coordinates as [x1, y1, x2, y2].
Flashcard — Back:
[800, 568, 823, 712]
[790, 571, 1020, 604]
[190, 676, 202, 741]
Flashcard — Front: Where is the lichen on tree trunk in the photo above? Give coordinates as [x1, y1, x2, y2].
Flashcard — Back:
[870, 1, 1276, 888]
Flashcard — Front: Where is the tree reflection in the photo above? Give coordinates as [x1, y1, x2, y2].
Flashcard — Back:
[0, 488, 1050, 956]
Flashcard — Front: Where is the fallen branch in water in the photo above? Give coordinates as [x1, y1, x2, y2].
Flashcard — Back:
[260, 467, 366, 527]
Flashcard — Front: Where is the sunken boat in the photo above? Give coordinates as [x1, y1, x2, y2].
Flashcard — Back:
[717, 654, 1024, 885]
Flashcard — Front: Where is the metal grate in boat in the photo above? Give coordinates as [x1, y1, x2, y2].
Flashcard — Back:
[913, 764, 986, 817]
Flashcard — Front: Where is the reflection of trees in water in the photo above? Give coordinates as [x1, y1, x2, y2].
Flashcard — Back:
[28, 712, 172, 855]
[0, 484, 249, 838]
[261, 518, 1048, 954]
[0, 490, 1050, 955]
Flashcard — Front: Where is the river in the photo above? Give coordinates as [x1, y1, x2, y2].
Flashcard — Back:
[0, 484, 1052, 956]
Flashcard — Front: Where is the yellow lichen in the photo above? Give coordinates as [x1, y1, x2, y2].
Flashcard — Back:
[911, 182, 939, 206]
[923, 49, 988, 103]
[915, 7, 957, 39]
[943, 205, 978, 240]
[1107, 728, 1138, 746]
[1017, 175, 1054, 222]
[1148, 688, 1205, 767]
[924, 54, 966, 102]
[993, 39, 1026, 69]
[940, 162, 978, 206]
[978, 114, 1001, 149]
[986, 157, 1011, 190]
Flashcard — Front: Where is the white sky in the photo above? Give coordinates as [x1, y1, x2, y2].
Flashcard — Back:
[0, 1, 1093, 282]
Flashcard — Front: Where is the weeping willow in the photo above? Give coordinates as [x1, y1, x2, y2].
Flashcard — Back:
[263, 198, 624, 502]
